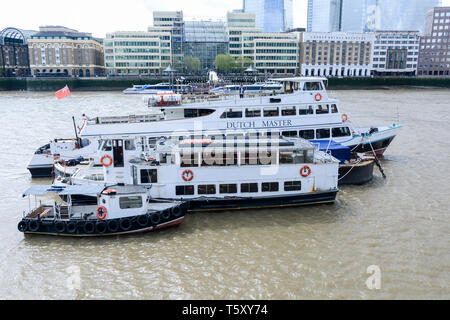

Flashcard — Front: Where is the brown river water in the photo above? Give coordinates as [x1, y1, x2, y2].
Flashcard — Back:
[0, 88, 448, 299]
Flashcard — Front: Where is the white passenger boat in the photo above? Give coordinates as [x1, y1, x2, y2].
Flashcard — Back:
[27, 77, 400, 177]
[123, 83, 191, 94]
[53, 136, 340, 211]
[18, 184, 187, 236]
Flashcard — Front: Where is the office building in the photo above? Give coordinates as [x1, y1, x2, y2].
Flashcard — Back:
[300, 32, 374, 77]
[28, 26, 104, 77]
[307, 0, 342, 32]
[243, 0, 293, 33]
[418, 6, 450, 76]
[0, 27, 35, 77]
[372, 31, 420, 76]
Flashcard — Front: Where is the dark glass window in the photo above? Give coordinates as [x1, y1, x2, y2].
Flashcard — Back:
[281, 106, 296, 116]
[316, 128, 330, 139]
[263, 107, 279, 117]
[316, 104, 329, 114]
[331, 104, 338, 113]
[299, 130, 315, 139]
[241, 183, 258, 193]
[176, 185, 194, 196]
[299, 105, 314, 115]
[262, 182, 279, 192]
[282, 131, 297, 137]
[219, 184, 237, 194]
[284, 181, 301, 191]
[332, 127, 351, 137]
[140, 169, 157, 183]
[198, 185, 216, 195]
[245, 108, 261, 117]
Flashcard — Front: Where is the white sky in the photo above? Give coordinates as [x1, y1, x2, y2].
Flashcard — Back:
[1, 0, 449, 38]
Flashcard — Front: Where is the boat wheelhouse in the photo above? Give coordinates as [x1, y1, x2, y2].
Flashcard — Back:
[27, 77, 400, 177]
[18, 184, 187, 236]
[54, 135, 340, 211]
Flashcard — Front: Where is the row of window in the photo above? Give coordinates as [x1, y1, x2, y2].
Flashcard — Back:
[219, 104, 338, 119]
[282, 127, 351, 139]
[175, 181, 302, 196]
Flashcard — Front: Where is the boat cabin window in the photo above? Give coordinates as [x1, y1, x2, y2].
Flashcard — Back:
[284, 181, 301, 191]
[119, 196, 143, 209]
[263, 107, 279, 117]
[140, 169, 157, 184]
[113, 140, 124, 167]
[299, 129, 315, 139]
[176, 185, 194, 196]
[281, 106, 296, 116]
[219, 184, 237, 194]
[316, 128, 331, 139]
[101, 140, 112, 151]
[304, 82, 323, 91]
[184, 109, 214, 118]
[299, 105, 314, 115]
[241, 183, 258, 193]
[279, 151, 294, 164]
[262, 182, 279, 192]
[245, 107, 261, 118]
[331, 104, 338, 113]
[332, 127, 351, 137]
[124, 139, 135, 151]
[316, 104, 329, 114]
[198, 185, 216, 195]
[282, 131, 297, 137]
[220, 108, 242, 119]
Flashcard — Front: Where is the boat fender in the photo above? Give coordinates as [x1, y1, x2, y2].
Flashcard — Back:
[95, 221, 107, 234]
[171, 206, 182, 218]
[119, 218, 132, 231]
[97, 206, 107, 220]
[150, 212, 161, 225]
[161, 209, 171, 220]
[100, 155, 113, 167]
[83, 221, 95, 234]
[18, 220, 27, 232]
[55, 221, 66, 233]
[28, 220, 40, 232]
[107, 220, 119, 233]
[136, 214, 149, 227]
[66, 221, 77, 234]
[300, 165, 311, 178]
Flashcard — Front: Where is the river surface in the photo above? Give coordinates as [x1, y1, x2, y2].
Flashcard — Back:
[0, 88, 448, 299]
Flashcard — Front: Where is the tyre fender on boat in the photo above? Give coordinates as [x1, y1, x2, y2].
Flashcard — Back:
[107, 219, 119, 233]
[161, 209, 171, 220]
[95, 221, 107, 234]
[28, 220, 40, 232]
[150, 212, 161, 225]
[66, 221, 77, 234]
[119, 218, 132, 231]
[136, 214, 149, 227]
[171, 206, 182, 218]
[55, 221, 66, 233]
[83, 221, 95, 234]
[18, 220, 27, 232]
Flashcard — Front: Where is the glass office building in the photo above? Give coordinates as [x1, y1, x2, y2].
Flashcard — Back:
[243, 0, 293, 33]
[183, 21, 228, 70]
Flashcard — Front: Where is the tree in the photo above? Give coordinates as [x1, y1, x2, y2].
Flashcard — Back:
[214, 54, 235, 73]
[184, 56, 201, 73]
[234, 56, 253, 72]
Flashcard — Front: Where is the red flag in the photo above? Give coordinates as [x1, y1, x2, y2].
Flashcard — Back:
[55, 85, 71, 99]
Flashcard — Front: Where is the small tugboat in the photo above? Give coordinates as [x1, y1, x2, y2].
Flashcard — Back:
[18, 184, 187, 236]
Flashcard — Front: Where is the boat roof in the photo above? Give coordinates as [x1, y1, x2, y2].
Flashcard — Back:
[270, 77, 328, 83]
[104, 185, 150, 195]
[22, 185, 105, 197]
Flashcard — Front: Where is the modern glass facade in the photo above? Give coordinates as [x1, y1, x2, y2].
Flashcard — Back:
[243, 0, 293, 33]
[183, 21, 228, 70]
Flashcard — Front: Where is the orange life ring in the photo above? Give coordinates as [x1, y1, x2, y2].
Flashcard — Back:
[182, 169, 194, 182]
[314, 93, 322, 101]
[300, 165, 311, 178]
[97, 206, 107, 220]
[102, 189, 117, 195]
[341, 113, 348, 122]
[100, 155, 113, 167]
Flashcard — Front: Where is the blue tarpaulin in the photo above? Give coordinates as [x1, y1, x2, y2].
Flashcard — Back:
[310, 140, 351, 163]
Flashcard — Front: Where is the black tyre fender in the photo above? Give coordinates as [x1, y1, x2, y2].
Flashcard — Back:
[136, 214, 149, 227]
[83, 221, 95, 234]
[28, 220, 40, 232]
[66, 221, 77, 234]
[171, 205, 182, 218]
[119, 218, 132, 231]
[18, 220, 27, 232]
[149, 212, 161, 225]
[95, 221, 107, 234]
[107, 219, 119, 233]
[161, 209, 171, 220]
[54, 221, 66, 233]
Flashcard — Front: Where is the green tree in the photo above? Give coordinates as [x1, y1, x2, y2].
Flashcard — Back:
[214, 54, 235, 73]
[234, 56, 253, 72]
[184, 56, 201, 73]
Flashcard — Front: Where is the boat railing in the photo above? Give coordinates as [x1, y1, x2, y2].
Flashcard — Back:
[88, 113, 164, 125]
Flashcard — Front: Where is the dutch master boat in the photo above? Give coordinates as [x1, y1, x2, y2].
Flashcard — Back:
[53, 135, 340, 211]
[123, 83, 192, 94]
[27, 77, 400, 178]
[18, 184, 187, 236]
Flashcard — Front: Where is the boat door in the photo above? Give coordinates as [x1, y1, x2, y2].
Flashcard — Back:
[112, 140, 124, 168]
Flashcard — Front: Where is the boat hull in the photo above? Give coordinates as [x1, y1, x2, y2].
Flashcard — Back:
[347, 136, 395, 156]
[338, 160, 374, 185]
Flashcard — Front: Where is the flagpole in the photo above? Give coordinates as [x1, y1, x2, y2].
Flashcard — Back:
[72, 116, 81, 148]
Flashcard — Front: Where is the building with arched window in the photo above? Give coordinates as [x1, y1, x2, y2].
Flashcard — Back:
[0, 27, 35, 77]
[28, 26, 105, 77]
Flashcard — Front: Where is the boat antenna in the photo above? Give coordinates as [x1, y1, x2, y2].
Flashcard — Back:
[72, 116, 81, 148]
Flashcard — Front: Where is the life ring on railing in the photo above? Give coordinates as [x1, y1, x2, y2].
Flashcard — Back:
[181, 169, 194, 182]
[300, 165, 311, 178]
[97, 206, 107, 220]
[100, 155, 113, 167]
[314, 93, 322, 101]
[341, 113, 348, 122]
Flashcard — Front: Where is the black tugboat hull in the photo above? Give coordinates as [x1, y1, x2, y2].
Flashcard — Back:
[27, 165, 53, 178]
[338, 160, 375, 185]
